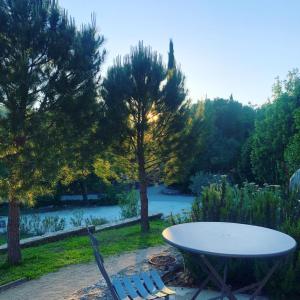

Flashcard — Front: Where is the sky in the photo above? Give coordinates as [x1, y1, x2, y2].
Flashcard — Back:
[59, 0, 300, 106]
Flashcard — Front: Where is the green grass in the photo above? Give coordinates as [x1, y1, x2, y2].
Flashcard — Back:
[0, 219, 168, 285]
[0, 233, 33, 245]
[0, 234, 5, 245]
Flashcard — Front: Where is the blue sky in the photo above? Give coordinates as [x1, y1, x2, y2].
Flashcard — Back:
[59, 0, 300, 105]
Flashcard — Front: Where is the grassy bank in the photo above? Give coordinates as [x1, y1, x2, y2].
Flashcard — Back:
[0, 219, 167, 285]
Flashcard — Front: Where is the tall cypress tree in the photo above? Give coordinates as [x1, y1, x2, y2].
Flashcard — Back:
[168, 39, 175, 70]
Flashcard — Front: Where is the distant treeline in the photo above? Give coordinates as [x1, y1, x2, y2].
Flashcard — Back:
[51, 70, 300, 197]
[164, 70, 300, 190]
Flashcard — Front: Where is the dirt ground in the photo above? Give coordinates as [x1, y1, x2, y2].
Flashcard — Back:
[0, 245, 172, 300]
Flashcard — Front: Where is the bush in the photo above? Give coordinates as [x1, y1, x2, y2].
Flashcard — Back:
[85, 216, 108, 226]
[189, 172, 224, 196]
[102, 183, 128, 205]
[172, 180, 300, 298]
[70, 210, 85, 227]
[35, 194, 60, 208]
[20, 214, 66, 236]
[119, 189, 140, 219]
[70, 210, 108, 227]
[42, 216, 65, 233]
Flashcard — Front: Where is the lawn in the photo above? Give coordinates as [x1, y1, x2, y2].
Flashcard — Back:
[0, 232, 34, 246]
[0, 234, 5, 245]
[0, 219, 168, 285]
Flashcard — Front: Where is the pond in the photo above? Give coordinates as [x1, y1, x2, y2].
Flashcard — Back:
[0, 185, 194, 231]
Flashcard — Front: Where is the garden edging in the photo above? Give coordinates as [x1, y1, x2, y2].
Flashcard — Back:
[0, 213, 163, 254]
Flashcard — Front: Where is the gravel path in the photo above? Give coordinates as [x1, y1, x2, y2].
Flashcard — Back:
[0, 245, 171, 300]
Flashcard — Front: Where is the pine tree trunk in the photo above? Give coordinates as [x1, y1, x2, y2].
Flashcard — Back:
[139, 165, 149, 232]
[79, 180, 88, 202]
[137, 135, 149, 232]
[7, 198, 22, 265]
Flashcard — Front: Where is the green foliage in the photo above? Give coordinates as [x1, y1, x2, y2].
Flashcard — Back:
[69, 210, 85, 227]
[171, 180, 300, 298]
[285, 108, 300, 174]
[0, 0, 105, 203]
[84, 216, 108, 226]
[166, 97, 255, 189]
[103, 183, 128, 205]
[0, 0, 106, 263]
[119, 189, 140, 219]
[34, 195, 60, 207]
[0, 219, 167, 285]
[165, 71, 300, 190]
[164, 101, 203, 187]
[251, 70, 300, 186]
[198, 98, 255, 175]
[102, 40, 187, 230]
[20, 215, 65, 236]
[69, 210, 108, 227]
[189, 171, 224, 196]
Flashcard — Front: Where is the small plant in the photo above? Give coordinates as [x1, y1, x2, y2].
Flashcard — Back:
[20, 214, 66, 236]
[85, 216, 108, 226]
[70, 210, 84, 227]
[103, 183, 128, 205]
[42, 216, 65, 233]
[20, 215, 32, 235]
[119, 189, 140, 219]
[29, 214, 44, 236]
[168, 211, 191, 225]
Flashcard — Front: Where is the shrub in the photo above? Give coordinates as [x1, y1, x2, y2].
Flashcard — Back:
[70, 210, 85, 227]
[189, 172, 225, 196]
[70, 210, 109, 227]
[174, 180, 300, 298]
[103, 183, 127, 205]
[119, 189, 140, 219]
[35, 194, 60, 208]
[42, 216, 65, 233]
[20, 214, 66, 236]
[85, 216, 108, 226]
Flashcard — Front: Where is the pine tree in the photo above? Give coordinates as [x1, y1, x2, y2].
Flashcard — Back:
[0, 0, 105, 264]
[102, 41, 187, 232]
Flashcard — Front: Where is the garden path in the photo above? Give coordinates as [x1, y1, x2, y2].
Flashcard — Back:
[0, 245, 171, 300]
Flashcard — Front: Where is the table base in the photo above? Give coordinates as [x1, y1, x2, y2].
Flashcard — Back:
[191, 255, 281, 300]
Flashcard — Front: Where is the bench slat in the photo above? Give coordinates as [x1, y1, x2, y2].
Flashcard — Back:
[122, 277, 144, 300]
[112, 278, 131, 300]
[150, 270, 176, 295]
[140, 272, 167, 298]
[131, 275, 157, 299]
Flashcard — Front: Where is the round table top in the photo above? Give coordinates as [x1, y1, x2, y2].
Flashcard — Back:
[162, 222, 297, 258]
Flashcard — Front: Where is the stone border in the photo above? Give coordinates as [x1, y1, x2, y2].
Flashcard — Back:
[0, 278, 28, 293]
[94, 213, 162, 232]
[0, 213, 163, 254]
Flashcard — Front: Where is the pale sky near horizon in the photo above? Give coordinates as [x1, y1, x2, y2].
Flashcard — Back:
[59, 0, 300, 106]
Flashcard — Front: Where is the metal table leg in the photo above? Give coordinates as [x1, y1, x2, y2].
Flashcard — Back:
[191, 255, 237, 300]
[201, 255, 237, 300]
[191, 254, 215, 300]
[248, 260, 280, 300]
[191, 276, 211, 300]
[191, 255, 282, 300]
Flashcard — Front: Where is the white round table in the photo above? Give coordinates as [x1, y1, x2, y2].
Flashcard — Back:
[162, 222, 297, 300]
[162, 222, 296, 258]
